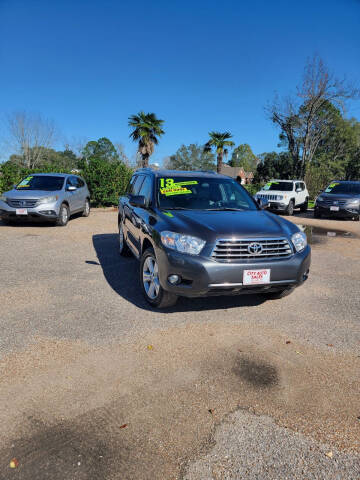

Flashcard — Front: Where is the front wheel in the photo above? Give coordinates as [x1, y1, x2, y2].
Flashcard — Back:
[82, 199, 90, 217]
[285, 200, 294, 216]
[56, 203, 70, 226]
[314, 208, 322, 219]
[140, 248, 178, 308]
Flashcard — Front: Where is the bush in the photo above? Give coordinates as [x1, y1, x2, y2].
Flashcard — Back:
[81, 158, 133, 206]
[244, 183, 262, 196]
[0, 159, 133, 207]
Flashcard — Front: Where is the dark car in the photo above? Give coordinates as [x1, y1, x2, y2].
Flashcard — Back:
[314, 180, 360, 220]
[118, 169, 311, 308]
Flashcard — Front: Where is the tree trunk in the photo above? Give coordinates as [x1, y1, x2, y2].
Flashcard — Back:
[217, 151, 223, 174]
[142, 153, 150, 168]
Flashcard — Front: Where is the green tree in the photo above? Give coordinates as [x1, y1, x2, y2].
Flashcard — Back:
[82, 137, 119, 163]
[203, 132, 235, 173]
[346, 149, 360, 180]
[128, 112, 165, 168]
[166, 143, 216, 171]
[229, 144, 257, 171]
[254, 152, 294, 183]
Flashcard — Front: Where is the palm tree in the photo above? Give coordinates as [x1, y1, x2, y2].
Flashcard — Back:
[204, 132, 235, 173]
[128, 112, 165, 168]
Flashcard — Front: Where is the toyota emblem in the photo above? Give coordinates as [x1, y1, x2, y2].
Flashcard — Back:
[248, 242, 263, 255]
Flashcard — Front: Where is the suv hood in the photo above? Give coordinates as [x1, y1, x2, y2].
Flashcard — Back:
[257, 189, 292, 195]
[3, 189, 60, 199]
[319, 193, 360, 200]
[161, 209, 297, 240]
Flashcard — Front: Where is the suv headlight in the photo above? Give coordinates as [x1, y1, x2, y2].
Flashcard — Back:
[316, 195, 325, 203]
[276, 195, 283, 201]
[37, 195, 58, 205]
[291, 231, 307, 252]
[0, 194, 7, 202]
[161, 231, 206, 255]
[346, 199, 360, 207]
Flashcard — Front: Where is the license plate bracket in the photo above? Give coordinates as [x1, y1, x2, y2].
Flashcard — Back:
[243, 269, 271, 285]
[16, 208, 28, 215]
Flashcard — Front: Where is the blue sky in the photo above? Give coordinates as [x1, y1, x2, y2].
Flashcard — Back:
[0, 0, 359, 163]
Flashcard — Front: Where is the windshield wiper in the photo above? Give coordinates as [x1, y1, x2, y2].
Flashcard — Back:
[204, 207, 246, 211]
[160, 207, 191, 210]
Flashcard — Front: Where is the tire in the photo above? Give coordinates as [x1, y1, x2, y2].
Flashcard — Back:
[285, 200, 294, 216]
[140, 248, 178, 308]
[264, 287, 295, 300]
[300, 199, 308, 213]
[82, 198, 90, 217]
[1, 217, 14, 225]
[118, 220, 131, 256]
[314, 208, 322, 219]
[56, 203, 70, 226]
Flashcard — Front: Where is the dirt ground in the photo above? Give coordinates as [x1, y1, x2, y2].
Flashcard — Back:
[0, 210, 359, 479]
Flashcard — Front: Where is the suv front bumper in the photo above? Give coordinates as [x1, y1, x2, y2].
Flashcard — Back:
[0, 200, 60, 222]
[156, 246, 311, 297]
[315, 205, 360, 219]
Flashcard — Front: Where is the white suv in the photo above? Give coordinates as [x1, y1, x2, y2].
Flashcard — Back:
[256, 180, 309, 216]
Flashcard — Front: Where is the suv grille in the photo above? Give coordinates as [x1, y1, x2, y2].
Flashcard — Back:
[322, 199, 347, 206]
[258, 194, 280, 201]
[212, 238, 293, 262]
[7, 199, 38, 208]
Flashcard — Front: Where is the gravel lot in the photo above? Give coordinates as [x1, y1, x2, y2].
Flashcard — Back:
[0, 210, 359, 479]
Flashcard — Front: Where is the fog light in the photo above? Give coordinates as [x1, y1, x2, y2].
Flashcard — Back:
[168, 274, 180, 285]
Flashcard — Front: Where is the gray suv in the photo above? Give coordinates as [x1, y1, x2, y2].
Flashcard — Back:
[0, 173, 90, 226]
[118, 169, 311, 308]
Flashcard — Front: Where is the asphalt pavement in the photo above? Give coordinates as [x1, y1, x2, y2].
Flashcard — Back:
[0, 210, 359, 479]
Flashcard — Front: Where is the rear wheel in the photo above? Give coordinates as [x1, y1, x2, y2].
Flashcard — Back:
[285, 200, 294, 216]
[300, 199, 308, 213]
[140, 248, 178, 308]
[82, 199, 90, 217]
[264, 287, 295, 300]
[118, 220, 131, 256]
[56, 203, 70, 226]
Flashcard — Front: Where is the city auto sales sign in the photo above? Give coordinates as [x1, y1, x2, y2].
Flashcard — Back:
[243, 269, 271, 285]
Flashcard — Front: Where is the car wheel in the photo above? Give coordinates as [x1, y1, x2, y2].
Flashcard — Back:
[1, 217, 14, 225]
[82, 199, 90, 217]
[140, 248, 178, 308]
[264, 287, 295, 300]
[118, 220, 131, 256]
[56, 203, 70, 226]
[314, 208, 321, 219]
[285, 200, 294, 216]
[300, 199, 308, 213]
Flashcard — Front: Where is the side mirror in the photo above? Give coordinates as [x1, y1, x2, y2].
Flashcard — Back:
[296, 188, 302, 193]
[129, 195, 146, 208]
[254, 196, 269, 210]
[67, 185, 77, 191]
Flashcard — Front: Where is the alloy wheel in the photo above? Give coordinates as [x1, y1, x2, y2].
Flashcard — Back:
[142, 256, 160, 299]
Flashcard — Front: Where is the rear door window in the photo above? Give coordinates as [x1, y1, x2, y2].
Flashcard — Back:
[138, 176, 153, 204]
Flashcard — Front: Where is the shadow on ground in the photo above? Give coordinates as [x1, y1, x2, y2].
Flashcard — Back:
[92, 233, 266, 313]
[0, 212, 84, 228]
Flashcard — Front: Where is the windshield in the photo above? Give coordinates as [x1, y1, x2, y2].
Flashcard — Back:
[324, 182, 360, 195]
[157, 176, 257, 211]
[16, 175, 65, 191]
[263, 181, 293, 192]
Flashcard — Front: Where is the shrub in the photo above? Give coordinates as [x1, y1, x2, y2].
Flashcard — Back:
[81, 158, 133, 206]
[244, 183, 262, 196]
